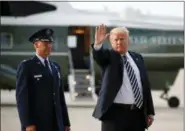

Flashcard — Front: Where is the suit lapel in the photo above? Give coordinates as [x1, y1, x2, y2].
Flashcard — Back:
[111, 49, 123, 77]
[50, 61, 60, 83]
[50, 62, 56, 76]
[50, 62, 62, 93]
[128, 51, 142, 72]
[128, 51, 145, 88]
[32, 55, 45, 69]
[109, 50, 124, 94]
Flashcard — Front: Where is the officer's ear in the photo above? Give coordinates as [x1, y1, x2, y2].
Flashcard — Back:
[33, 42, 39, 49]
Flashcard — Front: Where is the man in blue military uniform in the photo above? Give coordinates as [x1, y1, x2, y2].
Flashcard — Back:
[16, 28, 71, 131]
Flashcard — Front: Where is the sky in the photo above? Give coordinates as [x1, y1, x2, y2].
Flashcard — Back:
[69, 2, 184, 17]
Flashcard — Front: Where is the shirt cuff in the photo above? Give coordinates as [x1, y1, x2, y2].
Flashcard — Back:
[148, 114, 154, 119]
[94, 44, 103, 50]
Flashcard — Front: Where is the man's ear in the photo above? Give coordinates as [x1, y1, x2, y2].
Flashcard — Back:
[33, 42, 38, 49]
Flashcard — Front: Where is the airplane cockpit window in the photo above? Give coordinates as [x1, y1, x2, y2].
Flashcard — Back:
[1, 1, 56, 16]
[0, 33, 13, 49]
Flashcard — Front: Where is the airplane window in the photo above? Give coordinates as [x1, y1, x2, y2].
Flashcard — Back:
[0, 33, 13, 49]
[0, 1, 56, 16]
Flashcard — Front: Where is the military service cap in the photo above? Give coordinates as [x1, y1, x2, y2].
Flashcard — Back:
[29, 28, 54, 43]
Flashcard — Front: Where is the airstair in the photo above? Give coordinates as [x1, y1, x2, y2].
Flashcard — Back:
[67, 49, 97, 101]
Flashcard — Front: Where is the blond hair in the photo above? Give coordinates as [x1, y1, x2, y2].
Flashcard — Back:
[110, 27, 129, 36]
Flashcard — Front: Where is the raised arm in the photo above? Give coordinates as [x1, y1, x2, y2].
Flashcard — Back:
[92, 24, 110, 68]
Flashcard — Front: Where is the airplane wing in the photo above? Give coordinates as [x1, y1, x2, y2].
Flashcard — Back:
[1, 1, 56, 17]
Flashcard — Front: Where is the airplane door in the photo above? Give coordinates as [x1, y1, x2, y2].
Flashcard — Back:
[70, 34, 87, 69]
[68, 26, 90, 70]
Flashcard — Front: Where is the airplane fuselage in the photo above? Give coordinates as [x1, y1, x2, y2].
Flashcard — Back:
[0, 25, 184, 91]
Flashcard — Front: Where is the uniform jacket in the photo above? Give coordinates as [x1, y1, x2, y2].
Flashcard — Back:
[16, 55, 70, 131]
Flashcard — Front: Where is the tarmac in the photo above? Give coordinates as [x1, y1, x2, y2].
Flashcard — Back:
[1, 68, 184, 131]
[1, 106, 183, 131]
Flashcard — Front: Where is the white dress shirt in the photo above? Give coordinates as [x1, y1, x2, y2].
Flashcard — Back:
[36, 54, 52, 72]
[94, 44, 143, 104]
[114, 52, 143, 104]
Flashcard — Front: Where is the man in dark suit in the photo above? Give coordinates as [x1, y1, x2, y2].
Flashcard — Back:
[16, 28, 71, 131]
[92, 24, 155, 131]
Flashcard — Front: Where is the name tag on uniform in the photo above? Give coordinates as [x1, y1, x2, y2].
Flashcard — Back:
[34, 74, 42, 78]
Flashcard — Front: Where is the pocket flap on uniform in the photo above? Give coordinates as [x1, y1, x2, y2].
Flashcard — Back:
[34, 74, 42, 78]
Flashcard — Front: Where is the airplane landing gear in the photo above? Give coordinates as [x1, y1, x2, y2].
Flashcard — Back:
[160, 81, 180, 108]
[160, 92, 180, 108]
[167, 96, 180, 108]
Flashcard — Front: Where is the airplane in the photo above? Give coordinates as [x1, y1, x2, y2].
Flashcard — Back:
[0, 1, 184, 107]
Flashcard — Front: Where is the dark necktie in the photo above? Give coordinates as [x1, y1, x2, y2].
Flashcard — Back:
[123, 55, 143, 109]
[44, 59, 51, 74]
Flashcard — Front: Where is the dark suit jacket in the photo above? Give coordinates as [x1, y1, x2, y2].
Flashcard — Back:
[91, 44, 155, 128]
[16, 56, 70, 131]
